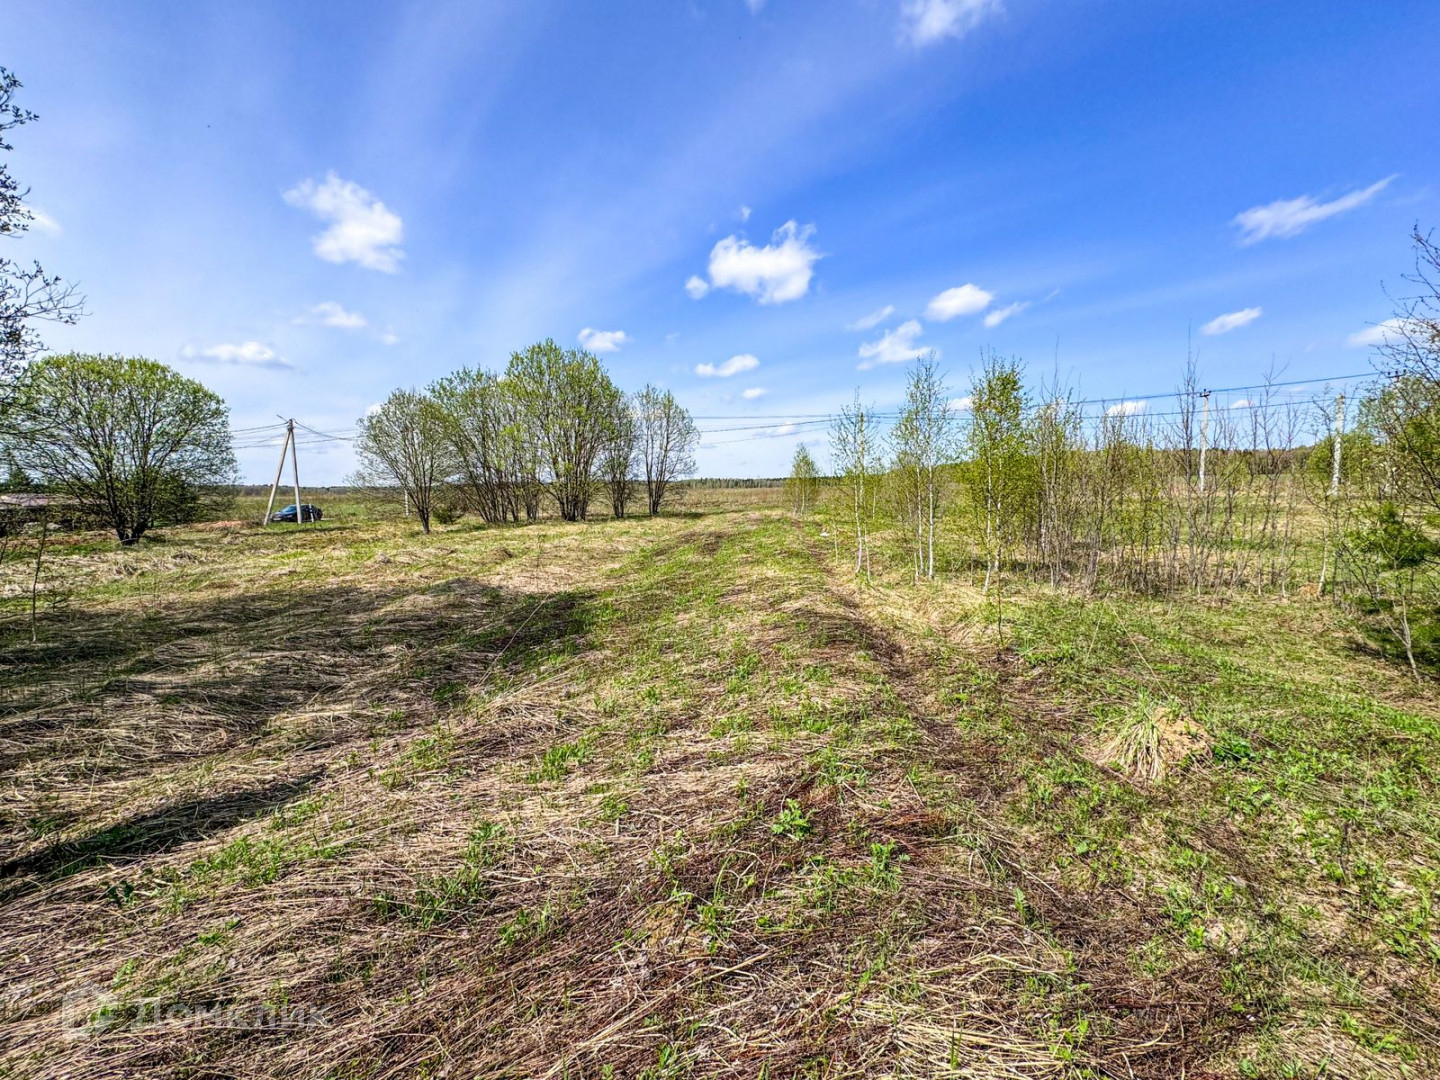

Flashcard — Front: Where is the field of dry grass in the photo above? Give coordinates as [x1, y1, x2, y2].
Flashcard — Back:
[1, 499, 1437, 1078]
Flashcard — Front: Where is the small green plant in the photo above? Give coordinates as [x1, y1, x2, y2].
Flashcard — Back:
[1213, 735, 1257, 766]
[864, 841, 907, 891]
[771, 799, 812, 841]
[528, 737, 592, 783]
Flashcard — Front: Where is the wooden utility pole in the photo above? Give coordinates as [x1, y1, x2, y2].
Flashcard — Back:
[290, 421, 303, 523]
[1197, 391, 1211, 494]
[1328, 393, 1347, 498]
[262, 420, 305, 525]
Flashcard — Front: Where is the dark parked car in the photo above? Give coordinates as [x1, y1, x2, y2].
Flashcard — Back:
[270, 503, 323, 523]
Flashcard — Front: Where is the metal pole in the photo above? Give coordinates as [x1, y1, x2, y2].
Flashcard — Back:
[262, 426, 291, 525]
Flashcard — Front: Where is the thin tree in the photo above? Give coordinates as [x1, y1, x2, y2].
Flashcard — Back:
[635, 384, 698, 516]
[891, 354, 955, 580]
[830, 391, 878, 578]
[6, 354, 235, 544]
[1367, 228, 1440, 515]
[354, 389, 450, 533]
[600, 391, 639, 518]
[786, 444, 819, 515]
[1, 68, 83, 404]
[965, 353, 1032, 596]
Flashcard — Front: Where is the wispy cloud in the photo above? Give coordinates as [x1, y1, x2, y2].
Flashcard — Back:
[1232, 176, 1395, 244]
[847, 304, 894, 331]
[925, 283, 993, 321]
[303, 301, 367, 330]
[23, 206, 61, 235]
[949, 395, 973, 412]
[742, 387, 767, 399]
[737, 205, 752, 222]
[283, 172, 405, 272]
[983, 300, 1027, 328]
[1106, 400, 1146, 417]
[696, 354, 760, 378]
[578, 327, 630, 353]
[1201, 306, 1263, 335]
[1347, 317, 1411, 348]
[901, 0, 1003, 47]
[185, 342, 293, 370]
[694, 221, 821, 305]
[858, 319, 931, 369]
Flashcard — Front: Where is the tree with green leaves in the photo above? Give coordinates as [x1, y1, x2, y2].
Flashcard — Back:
[830, 391, 879, 578]
[4, 354, 234, 543]
[353, 388, 450, 533]
[600, 391, 639, 519]
[431, 367, 527, 523]
[505, 340, 622, 521]
[1340, 501, 1438, 680]
[965, 353, 1032, 595]
[1, 68, 82, 401]
[786, 443, 819, 515]
[635, 384, 698, 516]
[890, 354, 956, 581]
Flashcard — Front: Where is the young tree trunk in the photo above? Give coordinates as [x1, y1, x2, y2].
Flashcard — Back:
[30, 514, 49, 643]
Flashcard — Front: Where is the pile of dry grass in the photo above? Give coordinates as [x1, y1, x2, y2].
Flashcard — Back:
[1094, 698, 1204, 783]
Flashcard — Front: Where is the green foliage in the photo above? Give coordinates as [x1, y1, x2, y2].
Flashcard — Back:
[353, 388, 450, 534]
[505, 340, 623, 521]
[5, 353, 235, 543]
[1351, 501, 1439, 571]
[770, 799, 812, 840]
[786, 443, 820, 514]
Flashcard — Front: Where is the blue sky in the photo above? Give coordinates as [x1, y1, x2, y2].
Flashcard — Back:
[9, 0, 1438, 481]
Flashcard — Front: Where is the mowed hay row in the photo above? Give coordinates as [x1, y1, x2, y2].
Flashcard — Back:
[0, 509, 1437, 1078]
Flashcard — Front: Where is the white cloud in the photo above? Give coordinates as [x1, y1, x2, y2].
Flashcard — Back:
[1201, 306, 1263, 336]
[742, 387, 767, 400]
[1106, 400, 1146, 417]
[1347, 317, 1411, 348]
[925, 283, 993, 321]
[696, 354, 760, 378]
[847, 304, 895, 331]
[380, 330, 400, 346]
[578, 327, 630, 353]
[364, 402, 385, 417]
[738, 205, 752, 222]
[685, 275, 711, 300]
[983, 300, 1028, 328]
[186, 341, 293, 370]
[306, 301, 367, 330]
[1230, 399, 1251, 409]
[283, 172, 405, 272]
[24, 206, 61, 234]
[1232, 176, 1395, 245]
[700, 220, 821, 305]
[901, 0, 1003, 46]
[771, 423, 797, 436]
[949, 395, 973, 412]
[858, 319, 931, 369]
